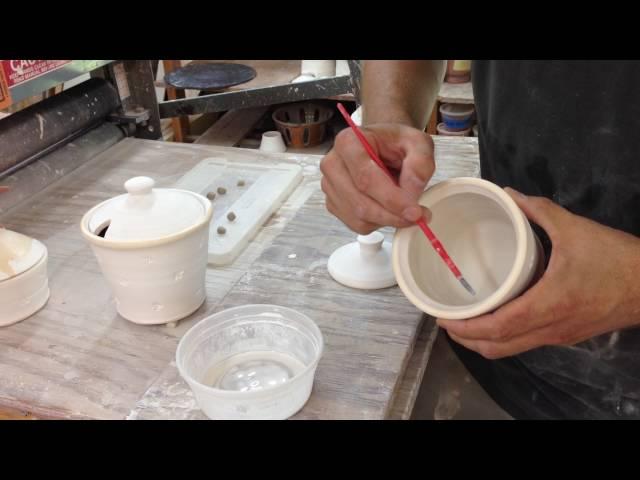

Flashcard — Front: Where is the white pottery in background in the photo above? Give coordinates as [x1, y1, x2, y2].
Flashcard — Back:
[301, 60, 335, 78]
[336, 60, 350, 76]
[0, 228, 50, 327]
[392, 178, 543, 320]
[351, 105, 363, 126]
[291, 74, 315, 84]
[328, 231, 397, 290]
[259, 131, 287, 153]
[80, 176, 213, 325]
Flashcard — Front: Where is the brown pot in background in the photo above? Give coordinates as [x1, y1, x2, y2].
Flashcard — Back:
[272, 102, 334, 148]
[445, 60, 471, 83]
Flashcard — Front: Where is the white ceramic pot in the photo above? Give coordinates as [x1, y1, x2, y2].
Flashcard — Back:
[301, 60, 335, 78]
[351, 105, 363, 126]
[336, 60, 350, 76]
[80, 176, 213, 325]
[392, 178, 543, 320]
[259, 131, 287, 153]
[0, 228, 50, 327]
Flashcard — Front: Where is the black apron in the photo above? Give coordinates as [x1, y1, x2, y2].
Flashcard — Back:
[453, 61, 640, 419]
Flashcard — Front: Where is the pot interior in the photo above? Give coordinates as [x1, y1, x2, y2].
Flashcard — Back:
[408, 191, 518, 307]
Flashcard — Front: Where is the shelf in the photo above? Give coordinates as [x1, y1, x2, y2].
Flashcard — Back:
[158, 60, 354, 118]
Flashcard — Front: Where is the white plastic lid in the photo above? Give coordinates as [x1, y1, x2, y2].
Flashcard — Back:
[440, 103, 475, 117]
[0, 228, 47, 282]
[327, 231, 397, 290]
[87, 176, 207, 242]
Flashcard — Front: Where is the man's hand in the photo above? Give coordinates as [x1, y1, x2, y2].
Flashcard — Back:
[320, 123, 435, 234]
[438, 187, 640, 359]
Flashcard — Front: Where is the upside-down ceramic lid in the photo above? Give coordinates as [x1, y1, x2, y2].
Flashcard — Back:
[327, 231, 397, 290]
[0, 228, 47, 282]
[86, 176, 208, 242]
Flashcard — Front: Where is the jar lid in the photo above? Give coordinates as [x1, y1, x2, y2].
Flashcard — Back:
[440, 103, 475, 117]
[86, 176, 209, 242]
[327, 231, 397, 290]
[0, 228, 47, 282]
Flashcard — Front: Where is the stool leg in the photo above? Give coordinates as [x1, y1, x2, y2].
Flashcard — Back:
[162, 60, 190, 142]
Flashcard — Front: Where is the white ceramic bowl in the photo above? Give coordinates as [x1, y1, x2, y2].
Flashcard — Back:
[80, 179, 213, 325]
[176, 304, 324, 420]
[392, 178, 543, 320]
[0, 245, 49, 327]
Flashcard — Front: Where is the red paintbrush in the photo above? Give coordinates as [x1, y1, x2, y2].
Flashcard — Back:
[336, 103, 476, 296]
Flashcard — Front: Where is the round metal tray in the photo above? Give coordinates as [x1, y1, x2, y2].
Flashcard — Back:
[164, 63, 257, 91]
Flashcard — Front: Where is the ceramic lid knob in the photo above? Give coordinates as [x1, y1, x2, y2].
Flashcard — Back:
[358, 232, 384, 257]
[327, 231, 397, 290]
[125, 176, 155, 195]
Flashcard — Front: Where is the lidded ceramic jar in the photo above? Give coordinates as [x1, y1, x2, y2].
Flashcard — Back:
[0, 228, 50, 326]
[392, 178, 544, 320]
[80, 176, 213, 325]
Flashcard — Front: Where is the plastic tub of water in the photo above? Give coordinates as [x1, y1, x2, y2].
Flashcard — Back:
[176, 304, 324, 420]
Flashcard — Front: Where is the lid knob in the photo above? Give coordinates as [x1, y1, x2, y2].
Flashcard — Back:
[357, 231, 384, 258]
[125, 176, 155, 195]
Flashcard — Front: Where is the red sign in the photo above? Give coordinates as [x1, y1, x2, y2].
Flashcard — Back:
[1, 60, 71, 88]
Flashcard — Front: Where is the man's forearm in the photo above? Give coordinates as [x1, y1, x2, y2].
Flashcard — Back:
[361, 60, 445, 129]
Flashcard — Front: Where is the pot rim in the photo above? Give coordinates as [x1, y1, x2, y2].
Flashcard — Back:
[0, 250, 49, 327]
[392, 177, 531, 320]
[80, 189, 213, 250]
[0, 246, 48, 287]
[0, 237, 47, 284]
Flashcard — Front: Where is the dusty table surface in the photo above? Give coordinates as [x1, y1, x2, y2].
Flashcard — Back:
[0, 136, 479, 420]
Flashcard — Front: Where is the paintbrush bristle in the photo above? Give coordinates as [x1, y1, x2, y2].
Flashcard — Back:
[459, 277, 476, 296]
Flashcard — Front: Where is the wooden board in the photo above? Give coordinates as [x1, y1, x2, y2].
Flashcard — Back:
[389, 316, 439, 420]
[128, 136, 479, 420]
[195, 107, 268, 146]
[0, 136, 480, 420]
[128, 196, 420, 420]
[0, 140, 323, 419]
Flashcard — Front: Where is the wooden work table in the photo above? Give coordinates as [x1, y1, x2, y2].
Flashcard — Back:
[0, 136, 480, 420]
